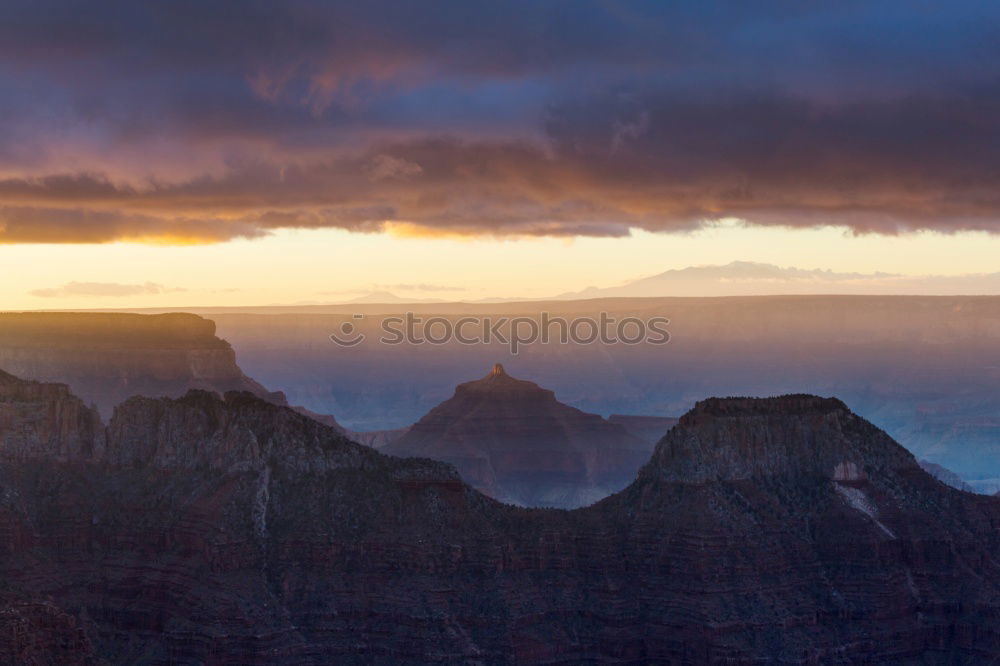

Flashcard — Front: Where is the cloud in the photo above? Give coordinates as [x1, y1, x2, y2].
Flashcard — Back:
[29, 281, 185, 298]
[367, 155, 423, 181]
[0, 206, 267, 244]
[2, 1, 1000, 242]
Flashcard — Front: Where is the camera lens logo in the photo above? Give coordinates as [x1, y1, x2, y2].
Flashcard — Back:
[329, 314, 366, 347]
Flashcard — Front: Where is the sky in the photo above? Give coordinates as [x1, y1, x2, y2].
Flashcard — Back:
[7, 222, 1000, 308]
[3, 1, 1000, 308]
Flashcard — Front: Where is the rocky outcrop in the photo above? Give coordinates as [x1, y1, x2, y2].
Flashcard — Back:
[642, 395, 919, 482]
[0, 374, 999, 663]
[0, 312, 287, 418]
[103, 390, 384, 474]
[0, 369, 104, 460]
[384, 363, 651, 507]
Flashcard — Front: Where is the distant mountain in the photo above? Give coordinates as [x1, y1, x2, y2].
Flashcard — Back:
[919, 459, 976, 492]
[384, 364, 650, 507]
[556, 261, 1000, 298]
[607, 414, 680, 445]
[2, 374, 1000, 662]
[346, 426, 410, 449]
[347, 291, 444, 304]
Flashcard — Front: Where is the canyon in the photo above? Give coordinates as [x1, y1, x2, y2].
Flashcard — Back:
[0, 368, 998, 663]
[197, 295, 1000, 487]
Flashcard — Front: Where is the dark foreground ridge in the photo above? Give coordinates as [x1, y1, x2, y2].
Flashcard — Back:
[0, 371, 998, 663]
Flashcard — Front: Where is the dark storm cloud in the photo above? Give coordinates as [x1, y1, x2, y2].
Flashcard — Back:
[0, 206, 265, 243]
[2, 0, 1000, 242]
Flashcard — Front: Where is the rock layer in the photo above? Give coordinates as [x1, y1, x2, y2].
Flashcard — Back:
[0, 374, 998, 663]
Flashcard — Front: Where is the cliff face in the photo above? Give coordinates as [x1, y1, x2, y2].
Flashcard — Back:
[0, 313, 286, 418]
[103, 389, 382, 474]
[384, 363, 651, 508]
[0, 369, 104, 460]
[0, 373, 999, 663]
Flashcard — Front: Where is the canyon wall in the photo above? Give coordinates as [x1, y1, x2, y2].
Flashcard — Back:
[0, 370, 998, 662]
[0, 312, 286, 418]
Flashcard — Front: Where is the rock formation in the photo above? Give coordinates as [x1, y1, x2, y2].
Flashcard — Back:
[384, 363, 651, 507]
[0, 312, 357, 439]
[0, 368, 104, 460]
[0, 313, 286, 418]
[0, 373, 999, 663]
